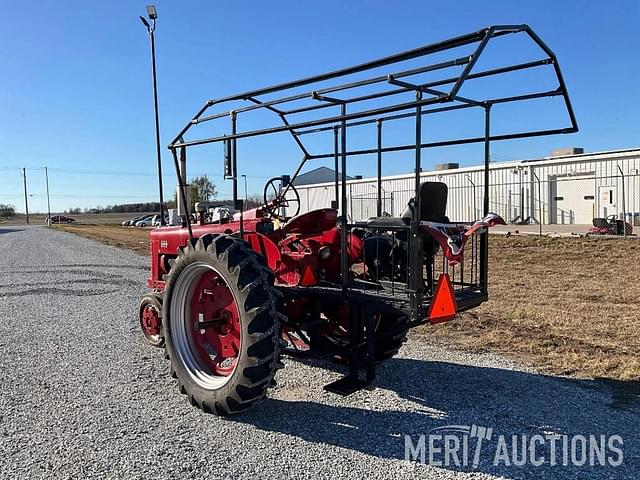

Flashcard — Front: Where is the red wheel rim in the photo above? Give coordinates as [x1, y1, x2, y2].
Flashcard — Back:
[189, 270, 241, 378]
[141, 304, 161, 337]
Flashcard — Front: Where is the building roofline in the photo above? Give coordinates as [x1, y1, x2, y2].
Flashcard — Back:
[295, 147, 640, 188]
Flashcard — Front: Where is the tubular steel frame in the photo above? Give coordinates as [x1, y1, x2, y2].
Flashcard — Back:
[167, 24, 577, 321]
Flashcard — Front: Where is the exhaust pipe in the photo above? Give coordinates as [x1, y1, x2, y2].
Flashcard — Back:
[177, 145, 191, 219]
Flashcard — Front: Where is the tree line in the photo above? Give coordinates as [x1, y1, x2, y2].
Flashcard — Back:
[0, 204, 16, 217]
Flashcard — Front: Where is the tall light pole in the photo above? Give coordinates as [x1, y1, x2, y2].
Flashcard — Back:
[140, 5, 166, 225]
[44, 167, 51, 226]
[241, 174, 248, 210]
[466, 174, 477, 220]
[370, 183, 387, 196]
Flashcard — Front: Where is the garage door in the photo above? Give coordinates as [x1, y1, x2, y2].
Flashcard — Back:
[554, 176, 595, 224]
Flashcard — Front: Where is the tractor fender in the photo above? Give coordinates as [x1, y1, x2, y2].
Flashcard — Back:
[242, 231, 281, 272]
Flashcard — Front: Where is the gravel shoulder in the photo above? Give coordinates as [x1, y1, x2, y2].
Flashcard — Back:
[0, 226, 638, 479]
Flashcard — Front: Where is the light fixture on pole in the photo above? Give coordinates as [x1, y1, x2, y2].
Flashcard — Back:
[140, 5, 166, 225]
[146, 5, 157, 20]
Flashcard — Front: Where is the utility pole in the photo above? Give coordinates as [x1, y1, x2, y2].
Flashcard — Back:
[44, 167, 51, 226]
[22, 167, 29, 224]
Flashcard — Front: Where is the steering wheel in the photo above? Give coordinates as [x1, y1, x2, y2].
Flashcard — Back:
[263, 177, 301, 219]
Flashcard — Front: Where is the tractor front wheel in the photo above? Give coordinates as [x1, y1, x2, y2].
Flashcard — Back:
[163, 234, 282, 415]
[138, 293, 164, 348]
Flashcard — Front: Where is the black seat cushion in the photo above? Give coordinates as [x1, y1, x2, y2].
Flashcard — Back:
[419, 181, 448, 221]
[400, 181, 448, 222]
[366, 217, 407, 228]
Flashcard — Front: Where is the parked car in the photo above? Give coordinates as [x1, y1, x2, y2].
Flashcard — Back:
[151, 214, 168, 227]
[207, 206, 234, 223]
[122, 215, 146, 227]
[134, 215, 156, 227]
[50, 215, 75, 224]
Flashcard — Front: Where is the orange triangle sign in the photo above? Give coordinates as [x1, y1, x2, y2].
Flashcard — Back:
[427, 273, 457, 324]
[300, 263, 317, 286]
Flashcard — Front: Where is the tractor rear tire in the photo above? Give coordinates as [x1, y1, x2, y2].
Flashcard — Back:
[323, 310, 409, 364]
[372, 312, 409, 362]
[163, 234, 282, 415]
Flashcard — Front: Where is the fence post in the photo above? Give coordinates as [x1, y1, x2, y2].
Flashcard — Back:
[349, 183, 353, 221]
[532, 171, 542, 236]
[617, 164, 627, 238]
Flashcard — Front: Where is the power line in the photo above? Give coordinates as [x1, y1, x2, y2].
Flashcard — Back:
[1, 165, 273, 180]
[24, 193, 164, 199]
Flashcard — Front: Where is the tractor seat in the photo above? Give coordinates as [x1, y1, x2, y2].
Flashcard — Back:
[402, 181, 448, 222]
[366, 181, 449, 226]
[365, 217, 407, 228]
[366, 182, 448, 258]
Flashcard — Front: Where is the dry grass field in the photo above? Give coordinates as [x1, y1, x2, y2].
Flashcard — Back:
[52, 223, 639, 382]
[4, 212, 155, 226]
[53, 223, 151, 255]
[426, 235, 640, 381]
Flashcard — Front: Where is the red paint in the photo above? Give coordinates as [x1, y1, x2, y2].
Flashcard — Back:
[282, 208, 337, 235]
[243, 231, 281, 272]
[147, 208, 364, 290]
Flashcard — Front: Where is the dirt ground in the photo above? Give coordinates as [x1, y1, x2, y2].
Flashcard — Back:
[53, 223, 151, 255]
[426, 235, 640, 382]
[52, 223, 639, 382]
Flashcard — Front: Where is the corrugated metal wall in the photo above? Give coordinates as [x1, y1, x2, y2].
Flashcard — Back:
[295, 149, 640, 224]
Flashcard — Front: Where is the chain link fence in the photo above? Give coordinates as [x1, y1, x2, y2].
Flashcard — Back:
[302, 170, 640, 237]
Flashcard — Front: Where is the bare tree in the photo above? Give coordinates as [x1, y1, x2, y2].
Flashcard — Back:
[191, 175, 217, 204]
[170, 175, 218, 208]
[244, 194, 264, 209]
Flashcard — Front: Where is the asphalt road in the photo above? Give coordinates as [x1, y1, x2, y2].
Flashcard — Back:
[0, 226, 638, 479]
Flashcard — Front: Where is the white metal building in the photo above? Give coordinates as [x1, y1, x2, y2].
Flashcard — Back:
[295, 147, 640, 225]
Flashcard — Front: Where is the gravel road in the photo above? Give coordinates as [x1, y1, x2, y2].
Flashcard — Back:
[0, 226, 638, 479]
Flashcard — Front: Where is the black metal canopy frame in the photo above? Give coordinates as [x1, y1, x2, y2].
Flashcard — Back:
[166, 23, 577, 338]
[167, 25, 576, 236]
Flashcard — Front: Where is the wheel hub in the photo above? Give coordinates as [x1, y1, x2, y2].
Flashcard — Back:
[141, 304, 161, 337]
[190, 270, 241, 378]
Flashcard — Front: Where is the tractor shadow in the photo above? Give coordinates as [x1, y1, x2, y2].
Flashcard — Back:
[235, 357, 639, 479]
[0, 227, 23, 234]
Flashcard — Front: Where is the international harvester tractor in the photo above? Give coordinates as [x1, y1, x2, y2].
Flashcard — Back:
[138, 25, 577, 414]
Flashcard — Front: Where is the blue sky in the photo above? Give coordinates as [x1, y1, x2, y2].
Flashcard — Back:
[0, 0, 638, 213]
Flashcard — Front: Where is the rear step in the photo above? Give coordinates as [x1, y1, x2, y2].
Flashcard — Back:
[324, 375, 374, 396]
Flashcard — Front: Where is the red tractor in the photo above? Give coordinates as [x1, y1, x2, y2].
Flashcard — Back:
[138, 25, 577, 414]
